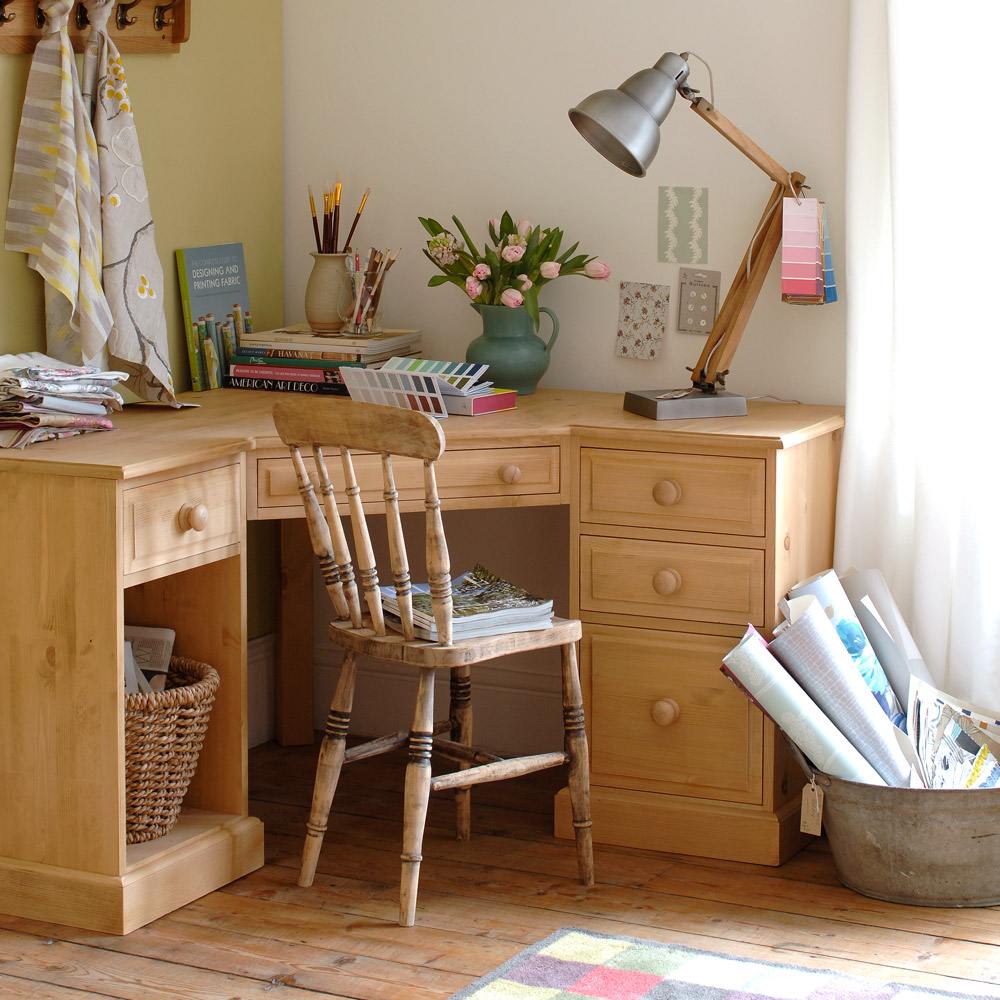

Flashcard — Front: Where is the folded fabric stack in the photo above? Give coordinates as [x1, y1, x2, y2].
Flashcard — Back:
[0, 352, 128, 449]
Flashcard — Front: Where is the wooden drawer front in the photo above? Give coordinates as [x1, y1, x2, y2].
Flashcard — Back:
[581, 448, 765, 535]
[586, 625, 763, 802]
[123, 464, 242, 576]
[257, 446, 559, 508]
[580, 534, 764, 626]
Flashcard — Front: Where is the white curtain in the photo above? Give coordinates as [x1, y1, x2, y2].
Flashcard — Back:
[836, 1, 1000, 708]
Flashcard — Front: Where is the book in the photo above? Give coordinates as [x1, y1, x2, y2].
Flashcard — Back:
[229, 351, 367, 369]
[234, 345, 420, 365]
[379, 564, 552, 641]
[124, 624, 175, 693]
[227, 362, 356, 382]
[175, 243, 252, 389]
[225, 375, 349, 395]
[443, 388, 517, 415]
[239, 323, 421, 356]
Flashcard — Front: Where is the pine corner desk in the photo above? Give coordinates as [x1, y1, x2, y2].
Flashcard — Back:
[0, 387, 843, 934]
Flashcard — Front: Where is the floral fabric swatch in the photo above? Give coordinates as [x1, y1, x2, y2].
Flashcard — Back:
[615, 281, 670, 360]
[658, 186, 708, 264]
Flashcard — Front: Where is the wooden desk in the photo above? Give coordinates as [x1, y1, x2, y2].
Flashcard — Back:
[0, 388, 843, 933]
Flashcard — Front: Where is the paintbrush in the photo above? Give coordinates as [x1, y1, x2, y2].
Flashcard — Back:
[332, 172, 343, 253]
[341, 187, 370, 252]
[321, 183, 332, 254]
[368, 248, 399, 323]
[307, 185, 322, 253]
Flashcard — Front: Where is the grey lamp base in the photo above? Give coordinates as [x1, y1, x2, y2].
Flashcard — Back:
[623, 388, 748, 420]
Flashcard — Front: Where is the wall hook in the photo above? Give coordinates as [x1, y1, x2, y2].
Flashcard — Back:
[116, 0, 140, 29]
[0, 0, 16, 26]
[75, 2, 89, 29]
[153, 0, 178, 31]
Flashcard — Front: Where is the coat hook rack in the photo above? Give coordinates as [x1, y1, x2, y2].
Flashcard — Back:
[0, 0, 189, 52]
[152, 0, 176, 31]
[116, 0, 140, 30]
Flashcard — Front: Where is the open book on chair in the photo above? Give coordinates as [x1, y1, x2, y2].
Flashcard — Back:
[379, 564, 553, 641]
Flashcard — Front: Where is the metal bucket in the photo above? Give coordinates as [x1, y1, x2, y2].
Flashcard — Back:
[792, 744, 1000, 906]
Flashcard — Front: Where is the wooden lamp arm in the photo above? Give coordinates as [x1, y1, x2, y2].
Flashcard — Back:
[683, 97, 805, 391]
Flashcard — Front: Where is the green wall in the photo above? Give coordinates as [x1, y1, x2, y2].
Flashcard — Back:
[1, 1, 284, 637]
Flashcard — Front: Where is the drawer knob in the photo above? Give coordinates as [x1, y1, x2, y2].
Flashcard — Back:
[651, 697, 681, 727]
[652, 568, 682, 597]
[179, 501, 209, 532]
[652, 478, 682, 506]
[499, 464, 522, 485]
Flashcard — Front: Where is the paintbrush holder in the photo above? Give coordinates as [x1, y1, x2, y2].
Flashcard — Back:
[304, 252, 353, 333]
[338, 282, 386, 334]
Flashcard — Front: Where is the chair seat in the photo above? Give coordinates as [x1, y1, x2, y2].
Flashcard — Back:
[330, 615, 583, 668]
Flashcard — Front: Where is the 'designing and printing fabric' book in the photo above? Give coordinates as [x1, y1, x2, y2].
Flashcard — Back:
[176, 243, 252, 391]
[379, 564, 552, 641]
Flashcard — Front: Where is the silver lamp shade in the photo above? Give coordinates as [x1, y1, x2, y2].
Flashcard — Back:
[568, 52, 691, 177]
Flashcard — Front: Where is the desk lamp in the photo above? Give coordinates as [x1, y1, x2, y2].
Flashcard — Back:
[569, 51, 805, 418]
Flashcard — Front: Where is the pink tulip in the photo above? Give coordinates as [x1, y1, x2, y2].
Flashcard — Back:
[501, 244, 525, 263]
[518, 273, 532, 290]
[584, 260, 611, 279]
[539, 261, 561, 280]
[517, 219, 532, 237]
[488, 217, 501, 232]
[466, 276, 483, 298]
[500, 288, 524, 307]
[473, 263, 491, 280]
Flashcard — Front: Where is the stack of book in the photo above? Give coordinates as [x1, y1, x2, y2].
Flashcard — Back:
[379, 564, 553, 641]
[225, 325, 422, 395]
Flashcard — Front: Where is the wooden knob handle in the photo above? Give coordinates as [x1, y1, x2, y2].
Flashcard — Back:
[179, 501, 209, 532]
[499, 464, 522, 485]
[651, 698, 680, 727]
[652, 568, 682, 597]
[652, 478, 682, 506]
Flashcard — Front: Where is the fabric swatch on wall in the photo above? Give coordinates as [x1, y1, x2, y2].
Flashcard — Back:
[658, 186, 708, 263]
[615, 281, 670, 360]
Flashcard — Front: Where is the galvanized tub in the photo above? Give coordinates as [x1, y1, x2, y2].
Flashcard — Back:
[793, 746, 1000, 906]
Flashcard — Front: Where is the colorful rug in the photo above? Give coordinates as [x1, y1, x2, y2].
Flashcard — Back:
[448, 927, 989, 999]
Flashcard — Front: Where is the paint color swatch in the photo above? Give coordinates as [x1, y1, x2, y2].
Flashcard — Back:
[781, 197, 823, 302]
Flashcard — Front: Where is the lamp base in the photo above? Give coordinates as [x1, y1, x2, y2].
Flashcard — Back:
[623, 388, 748, 421]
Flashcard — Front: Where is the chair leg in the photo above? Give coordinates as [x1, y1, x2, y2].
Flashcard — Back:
[299, 650, 359, 888]
[400, 666, 436, 926]
[449, 664, 472, 842]
[561, 641, 594, 887]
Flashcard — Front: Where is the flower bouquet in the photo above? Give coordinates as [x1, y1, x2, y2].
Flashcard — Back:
[419, 212, 610, 329]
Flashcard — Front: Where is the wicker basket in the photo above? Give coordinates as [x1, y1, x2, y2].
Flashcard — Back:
[125, 656, 220, 844]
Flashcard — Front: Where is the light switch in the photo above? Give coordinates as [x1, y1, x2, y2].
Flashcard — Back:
[677, 267, 721, 335]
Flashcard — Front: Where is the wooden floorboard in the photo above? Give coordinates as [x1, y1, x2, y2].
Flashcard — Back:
[3, 738, 1000, 999]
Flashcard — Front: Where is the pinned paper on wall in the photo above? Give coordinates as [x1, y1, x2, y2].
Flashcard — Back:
[781, 196, 824, 304]
[821, 201, 838, 304]
[658, 186, 708, 263]
[615, 281, 670, 360]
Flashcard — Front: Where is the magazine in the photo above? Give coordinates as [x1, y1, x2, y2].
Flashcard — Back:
[379, 564, 552, 641]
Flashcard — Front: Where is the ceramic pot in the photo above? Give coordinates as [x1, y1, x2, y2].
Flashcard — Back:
[304, 252, 352, 333]
[465, 303, 559, 395]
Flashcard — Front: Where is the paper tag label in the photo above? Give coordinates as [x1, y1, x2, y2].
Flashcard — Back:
[800, 780, 824, 835]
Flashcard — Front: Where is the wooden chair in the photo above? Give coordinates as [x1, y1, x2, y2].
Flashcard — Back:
[272, 397, 594, 926]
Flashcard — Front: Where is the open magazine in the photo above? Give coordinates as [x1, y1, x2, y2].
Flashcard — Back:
[380, 564, 552, 641]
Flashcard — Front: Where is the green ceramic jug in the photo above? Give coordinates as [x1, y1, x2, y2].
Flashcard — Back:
[465, 303, 559, 395]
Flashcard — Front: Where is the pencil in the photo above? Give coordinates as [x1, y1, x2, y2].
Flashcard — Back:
[342, 187, 370, 252]
[307, 185, 322, 253]
[332, 172, 343, 253]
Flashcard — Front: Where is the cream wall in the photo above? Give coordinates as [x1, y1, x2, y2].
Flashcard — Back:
[1, 0, 285, 638]
[282, 0, 848, 405]
[283, 0, 850, 747]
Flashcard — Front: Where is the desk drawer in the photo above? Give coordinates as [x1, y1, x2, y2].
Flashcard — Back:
[585, 624, 763, 802]
[123, 464, 242, 577]
[580, 448, 765, 535]
[256, 446, 560, 508]
[580, 534, 764, 626]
